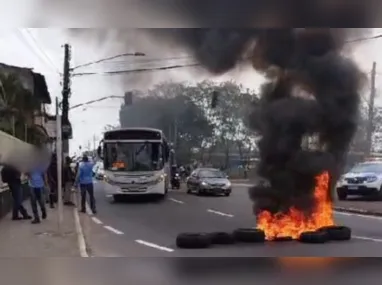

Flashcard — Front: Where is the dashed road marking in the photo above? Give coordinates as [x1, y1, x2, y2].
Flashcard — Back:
[135, 240, 174, 252]
[91, 217, 103, 225]
[104, 225, 124, 235]
[207, 209, 234, 218]
[353, 235, 382, 243]
[169, 198, 184, 204]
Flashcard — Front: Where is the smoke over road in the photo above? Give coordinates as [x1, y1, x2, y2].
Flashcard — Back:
[159, 28, 364, 214]
[134, 2, 378, 214]
[30, 0, 381, 214]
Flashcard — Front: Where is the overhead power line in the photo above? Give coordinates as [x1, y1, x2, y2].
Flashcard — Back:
[72, 52, 146, 70]
[345, 33, 382, 44]
[72, 32, 382, 77]
[72, 63, 200, 77]
[15, 29, 60, 74]
[24, 29, 61, 74]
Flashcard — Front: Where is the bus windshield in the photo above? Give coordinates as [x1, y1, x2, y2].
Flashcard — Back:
[104, 142, 163, 172]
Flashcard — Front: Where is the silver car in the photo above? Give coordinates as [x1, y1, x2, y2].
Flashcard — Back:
[186, 168, 232, 196]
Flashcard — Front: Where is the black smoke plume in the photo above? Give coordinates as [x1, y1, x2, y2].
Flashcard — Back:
[42, 0, 378, 214]
[136, 1, 377, 215]
[157, 28, 363, 214]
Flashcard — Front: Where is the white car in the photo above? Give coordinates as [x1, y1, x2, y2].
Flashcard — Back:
[336, 161, 382, 201]
[93, 162, 104, 180]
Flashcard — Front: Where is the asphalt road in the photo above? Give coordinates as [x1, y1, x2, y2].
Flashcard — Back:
[79, 180, 382, 257]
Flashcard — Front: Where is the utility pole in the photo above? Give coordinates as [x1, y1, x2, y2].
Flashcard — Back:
[55, 97, 63, 234]
[173, 119, 178, 148]
[366, 61, 377, 156]
[93, 135, 97, 153]
[61, 44, 72, 157]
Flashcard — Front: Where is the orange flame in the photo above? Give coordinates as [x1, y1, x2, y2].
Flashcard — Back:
[257, 171, 334, 240]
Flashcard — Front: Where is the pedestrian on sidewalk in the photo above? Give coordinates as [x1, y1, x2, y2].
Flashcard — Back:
[46, 153, 58, 209]
[27, 164, 48, 224]
[75, 155, 96, 214]
[63, 156, 75, 206]
[1, 164, 32, 221]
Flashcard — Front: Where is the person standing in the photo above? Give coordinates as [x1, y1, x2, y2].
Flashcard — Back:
[46, 153, 58, 209]
[75, 155, 96, 214]
[27, 164, 48, 224]
[63, 156, 75, 206]
[1, 164, 32, 220]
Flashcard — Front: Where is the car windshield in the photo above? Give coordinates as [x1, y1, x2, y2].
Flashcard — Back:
[350, 163, 382, 173]
[199, 169, 226, 178]
[104, 142, 163, 172]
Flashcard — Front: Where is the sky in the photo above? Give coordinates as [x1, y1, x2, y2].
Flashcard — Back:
[0, 27, 382, 156]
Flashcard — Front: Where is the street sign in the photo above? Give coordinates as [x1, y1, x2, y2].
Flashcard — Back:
[62, 123, 72, 139]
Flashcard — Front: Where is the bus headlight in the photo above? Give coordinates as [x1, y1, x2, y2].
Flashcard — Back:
[154, 175, 165, 183]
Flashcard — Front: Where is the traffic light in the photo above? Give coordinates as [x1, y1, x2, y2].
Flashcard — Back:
[124, 91, 133, 105]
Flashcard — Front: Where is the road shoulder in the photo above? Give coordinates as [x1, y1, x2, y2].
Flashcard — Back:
[335, 199, 382, 217]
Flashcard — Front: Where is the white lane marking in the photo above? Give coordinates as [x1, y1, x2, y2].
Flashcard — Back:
[207, 209, 234, 218]
[91, 217, 103, 225]
[104, 226, 124, 235]
[335, 211, 382, 221]
[353, 235, 382, 243]
[135, 240, 174, 252]
[169, 198, 184, 204]
[86, 203, 93, 215]
[73, 207, 89, 257]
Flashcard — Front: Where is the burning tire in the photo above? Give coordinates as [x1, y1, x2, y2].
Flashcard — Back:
[318, 226, 351, 241]
[232, 228, 266, 243]
[209, 232, 235, 245]
[298, 231, 329, 244]
[176, 233, 212, 249]
[273, 236, 293, 242]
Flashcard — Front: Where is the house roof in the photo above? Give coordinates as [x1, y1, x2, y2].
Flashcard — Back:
[33, 72, 51, 104]
[0, 63, 52, 104]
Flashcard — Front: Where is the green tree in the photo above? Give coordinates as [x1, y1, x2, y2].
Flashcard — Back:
[189, 80, 257, 167]
[119, 82, 214, 164]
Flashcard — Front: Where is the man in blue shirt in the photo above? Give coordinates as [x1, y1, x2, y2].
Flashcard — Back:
[75, 155, 96, 214]
[28, 164, 48, 224]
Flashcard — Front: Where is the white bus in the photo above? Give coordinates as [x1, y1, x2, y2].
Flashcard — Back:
[98, 127, 171, 201]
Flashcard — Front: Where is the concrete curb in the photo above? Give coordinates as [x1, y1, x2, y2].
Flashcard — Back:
[334, 206, 382, 217]
[73, 207, 90, 257]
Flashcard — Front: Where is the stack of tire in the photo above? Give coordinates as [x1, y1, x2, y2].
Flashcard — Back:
[298, 226, 352, 244]
[175, 226, 352, 248]
[176, 228, 266, 249]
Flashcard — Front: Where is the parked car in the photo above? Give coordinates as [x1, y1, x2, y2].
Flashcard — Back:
[186, 168, 231, 196]
[336, 161, 382, 200]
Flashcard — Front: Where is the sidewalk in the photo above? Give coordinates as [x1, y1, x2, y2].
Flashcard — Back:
[0, 202, 81, 257]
